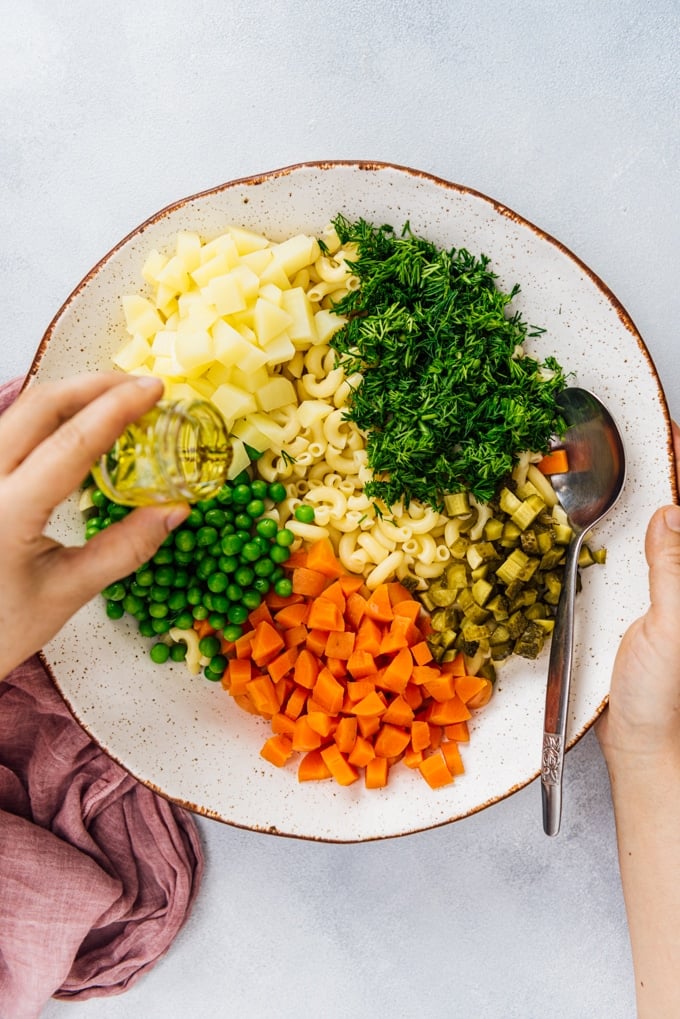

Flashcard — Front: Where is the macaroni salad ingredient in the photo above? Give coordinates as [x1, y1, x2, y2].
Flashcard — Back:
[329, 214, 568, 506]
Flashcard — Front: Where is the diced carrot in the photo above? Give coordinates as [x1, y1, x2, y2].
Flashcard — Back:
[379, 615, 416, 654]
[234, 631, 254, 659]
[462, 677, 494, 709]
[418, 752, 454, 788]
[307, 599, 345, 633]
[349, 691, 387, 717]
[348, 735, 376, 768]
[426, 694, 472, 726]
[306, 711, 336, 738]
[403, 746, 424, 769]
[283, 624, 308, 649]
[313, 667, 345, 714]
[291, 715, 323, 752]
[338, 574, 365, 596]
[411, 665, 441, 686]
[247, 601, 274, 628]
[357, 714, 381, 739]
[246, 675, 280, 717]
[411, 641, 433, 666]
[346, 648, 377, 679]
[306, 628, 329, 657]
[364, 584, 394, 623]
[275, 677, 294, 706]
[402, 682, 424, 711]
[193, 618, 216, 639]
[219, 636, 236, 656]
[374, 723, 411, 759]
[391, 598, 421, 623]
[325, 630, 355, 660]
[386, 582, 415, 606]
[226, 658, 252, 696]
[267, 646, 299, 684]
[411, 719, 432, 752]
[250, 620, 286, 667]
[320, 744, 359, 786]
[298, 749, 331, 782]
[266, 590, 305, 610]
[232, 692, 259, 715]
[293, 648, 320, 690]
[428, 723, 443, 749]
[381, 695, 414, 727]
[284, 686, 308, 720]
[285, 549, 308, 569]
[292, 567, 328, 598]
[306, 538, 345, 578]
[326, 655, 348, 678]
[272, 712, 296, 737]
[354, 616, 382, 656]
[444, 720, 470, 742]
[422, 674, 457, 702]
[440, 653, 467, 676]
[274, 603, 310, 629]
[376, 647, 413, 694]
[537, 448, 569, 475]
[334, 715, 358, 754]
[441, 739, 465, 775]
[319, 580, 346, 613]
[345, 679, 377, 702]
[260, 734, 293, 767]
[455, 675, 492, 705]
[345, 592, 368, 630]
[365, 757, 388, 789]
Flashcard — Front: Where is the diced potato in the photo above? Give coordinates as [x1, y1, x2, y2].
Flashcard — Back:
[212, 320, 269, 373]
[282, 287, 317, 344]
[314, 308, 346, 344]
[174, 329, 214, 375]
[142, 249, 168, 285]
[204, 362, 233, 388]
[226, 436, 251, 479]
[260, 332, 295, 365]
[258, 283, 284, 307]
[211, 382, 258, 423]
[242, 248, 273, 275]
[297, 399, 334, 428]
[113, 334, 151, 371]
[191, 251, 237, 289]
[230, 365, 270, 395]
[203, 272, 247, 316]
[231, 417, 272, 453]
[230, 264, 260, 302]
[228, 226, 271, 255]
[270, 234, 320, 277]
[258, 260, 291, 290]
[246, 412, 288, 446]
[150, 329, 178, 356]
[163, 381, 206, 402]
[122, 296, 164, 339]
[157, 255, 191, 294]
[253, 298, 293, 347]
[199, 232, 239, 265]
[151, 355, 184, 378]
[176, 293, 218, 332]
[256, 376, 297, 413]
[175, 231, 202, 271]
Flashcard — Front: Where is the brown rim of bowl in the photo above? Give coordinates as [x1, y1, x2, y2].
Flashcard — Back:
[28, 159, 678, 842]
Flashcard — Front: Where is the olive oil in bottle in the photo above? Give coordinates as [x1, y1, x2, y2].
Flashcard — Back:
[92, 399, 233, 506]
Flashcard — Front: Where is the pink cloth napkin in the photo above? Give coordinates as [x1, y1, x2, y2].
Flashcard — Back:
[0, 378, 204, 1018]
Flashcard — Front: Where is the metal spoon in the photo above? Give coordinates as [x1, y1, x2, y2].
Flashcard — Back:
[541, 387, 626, 836]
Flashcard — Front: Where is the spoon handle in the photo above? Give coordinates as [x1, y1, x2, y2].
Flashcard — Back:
[541, 533, 584, 836]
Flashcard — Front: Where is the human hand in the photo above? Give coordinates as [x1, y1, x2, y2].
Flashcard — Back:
[597, 422, 680, 770]
[0, 373, 189, 679]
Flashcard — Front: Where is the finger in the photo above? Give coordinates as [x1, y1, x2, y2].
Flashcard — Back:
[646, 505, 680, 619]
[0, 373, 139, 476]
[48, 502, 190, 609]
[11, 375, 164, 526]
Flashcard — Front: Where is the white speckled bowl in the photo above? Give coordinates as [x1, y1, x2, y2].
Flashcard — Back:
[30, 161, 676, 841]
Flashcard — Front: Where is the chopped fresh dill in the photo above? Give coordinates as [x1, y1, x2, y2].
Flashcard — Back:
[329, 215, 568, 507]
[280, 449, 296, 466]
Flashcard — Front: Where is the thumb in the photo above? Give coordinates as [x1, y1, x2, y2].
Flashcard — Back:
[646, 504, 680, 613]
[62, 503, 190, 602]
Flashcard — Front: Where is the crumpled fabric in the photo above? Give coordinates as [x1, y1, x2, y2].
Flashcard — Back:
[0, 377, 204, 1018]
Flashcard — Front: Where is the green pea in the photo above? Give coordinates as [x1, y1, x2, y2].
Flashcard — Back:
[250, 478, 269, 499]
[106, 600, 125, 620]
[173, 569, 190, 588]
[222, 624, 243, 643]
[294, 504, 316, 524]
[197, 525, 219, 547]
[232, 483, 252, 505]
[234, 566, 254, 587]
[109, 504, 129, 521]
[240, 541, 261, 562]
[269, 544, 290, 564]
[221, 533, 243, 556]
[227, 604, 249, 626]
[174, 611, 194, 630]
[210, 654, 228, 674]
[170, 642, 188, 662]
[207, 572, 228, 594]
[174, 529, 196, 552]
[254, 558, 275, 578]
[234, 512, 252, 530]
[150, 642, 170, 664]
[211, 594, 231, 614]
[154, 566, 175, 587]
[153, 548, 174, 565]
[242, 588, 262, 611]
[226, 583, 243, 602]
[216, 485, 234, 504]
[233, 470, 251, 486]
[102, 581, 127, 601]
[253, 577, 271, 595]
[135, 569, 154, 587]
[129, 581, 148, 599]
[91, 488, 108, 508]
[267, 482, 287, 503]
[204, 508, 227, 528]
[275, 527, 295, 547]
[199, 635, 221, 658]
[185, 508, 204, 528]
[203, 592, 215, 612]
[149, 584, 171, 603]
[197, 497, 219, 512]
[186, 586, 203, 606]
[139, 619, 156, 638]
[148, 602, 169, 619]
[274, 578, 293, 598]
[208, 612, 227, 630]
[246, 498, 265, 518]
[151, 618, 171, 634]
[192, 605, 209, 620]
[123, 594, 145, 616]
[167, 590, 188, 612]
[218, 555, 239, 574]
[255, 517, 278, 540]
[196, 556, 217, 580]
[203, 667, 223, 682]
[173, 550, 195, 566]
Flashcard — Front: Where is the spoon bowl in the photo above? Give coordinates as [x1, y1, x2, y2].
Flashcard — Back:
[541, 388, 626, 836]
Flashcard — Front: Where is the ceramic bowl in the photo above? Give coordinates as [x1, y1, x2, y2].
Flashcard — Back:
[30, 161, 676, 841]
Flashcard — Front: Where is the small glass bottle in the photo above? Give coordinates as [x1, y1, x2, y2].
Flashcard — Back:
[91, 399, 233, 507]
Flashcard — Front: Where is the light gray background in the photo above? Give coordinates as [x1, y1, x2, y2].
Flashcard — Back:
[2, 2, 678, 1017]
